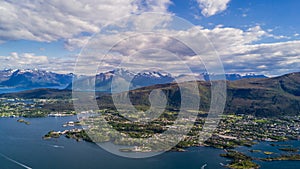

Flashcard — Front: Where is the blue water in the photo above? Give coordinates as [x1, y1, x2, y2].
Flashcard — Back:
[0, 116, 229, 169]
[1, 116, 299, 169]
[236, 140, 300, 169]
[0, 87, 30, 94]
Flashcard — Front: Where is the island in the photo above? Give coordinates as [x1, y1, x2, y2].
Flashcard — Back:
[17, 119, 30, 125]
[261, 154, 300, 161]
[43, 129, 92, 142]
[278, 147, 299, 152]
[220, 150, 260, 169]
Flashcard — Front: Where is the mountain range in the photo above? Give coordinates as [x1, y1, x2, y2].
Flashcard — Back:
[0, 69, 73, 89]
[1, 71, 299, 117]
[0, 68, 267, 92]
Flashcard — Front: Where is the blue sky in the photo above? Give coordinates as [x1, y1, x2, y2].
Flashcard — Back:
[170, 0, 300, 41]
[0, 0, 299, 76]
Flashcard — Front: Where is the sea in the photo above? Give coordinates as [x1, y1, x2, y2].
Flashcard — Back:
[0, 116, 299, 169]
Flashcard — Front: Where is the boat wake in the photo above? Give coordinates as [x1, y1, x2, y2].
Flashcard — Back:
[201, 164, 207, 169]
[0, 153, 32, 169]
[51, 145, 65, 148]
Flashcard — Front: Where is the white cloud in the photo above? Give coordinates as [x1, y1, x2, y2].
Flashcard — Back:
[74, 23, 300, 76]
[135, 0, 171, 13]
[0, 0, 171, 42]
[65, 36, 91, 51]
[0, 52, 49, 69]
[0, 1, 298, 76]
[2, 24, 298, 76]
[232, 41, 300, 76]
[199, 25, 268, 55]
[0, 52, 78, 74]
[197, 0, 231, 17]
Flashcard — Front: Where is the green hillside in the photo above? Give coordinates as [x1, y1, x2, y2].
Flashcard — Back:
[1, 72, 299, 117]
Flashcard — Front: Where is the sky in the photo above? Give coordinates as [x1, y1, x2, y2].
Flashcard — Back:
[0, 0, 299, 76]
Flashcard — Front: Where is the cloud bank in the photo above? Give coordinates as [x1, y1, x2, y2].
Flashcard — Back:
[0, 0, 171, 42]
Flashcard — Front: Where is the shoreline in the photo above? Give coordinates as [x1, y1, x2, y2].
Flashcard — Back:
[42, 123, 300, 169]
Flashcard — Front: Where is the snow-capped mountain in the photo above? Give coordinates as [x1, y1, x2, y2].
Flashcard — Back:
[201, 73, 267, 81]
[0, 68, 268, 93]
[72, 68, 266, 93]
[242, 73, 268, 79]
[131, 71, 174, 88]
[0, 69, 74, 89]
[71, 68, 175, 92]
[0, 69, 19, 82]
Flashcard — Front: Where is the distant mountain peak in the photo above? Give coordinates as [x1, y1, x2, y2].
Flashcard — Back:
[0, 68, 73, 89]
[199, 72, 267, 81]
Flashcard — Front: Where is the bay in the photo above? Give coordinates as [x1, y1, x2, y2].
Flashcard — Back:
[0, 116, 228, 169]
[0, 86, 66, 94]
[235, 140, 300, 169]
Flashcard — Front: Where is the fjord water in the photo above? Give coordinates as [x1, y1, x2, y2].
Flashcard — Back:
[1, 116, 299, 169]
[0, 86, 67, 94]
[0, 116, 228, 169]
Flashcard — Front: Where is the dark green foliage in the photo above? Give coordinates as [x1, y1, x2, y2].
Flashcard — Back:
[262, 154, 300, 161]
[0, 88, 71, 99]
[279, 147, 299, 152]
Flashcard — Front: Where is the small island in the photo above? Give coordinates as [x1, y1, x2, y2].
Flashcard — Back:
[220, 150, 260, 169]
[261, 154, 300, 161]
[263, 151, 274, 155]
[278, 147, 299, 153]
[17, 119, 30, 125]
[249, 149, 261, 153]
[43, 128, 92, 142]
